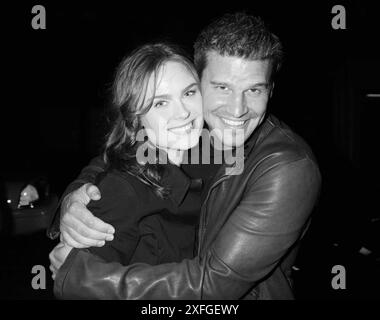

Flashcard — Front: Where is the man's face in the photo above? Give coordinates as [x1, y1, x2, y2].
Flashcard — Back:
[200, 51, 273, 148]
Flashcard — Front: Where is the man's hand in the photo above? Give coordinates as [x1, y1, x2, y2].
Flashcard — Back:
[60, 183, 115, 248]
[49, 242, 73, 280]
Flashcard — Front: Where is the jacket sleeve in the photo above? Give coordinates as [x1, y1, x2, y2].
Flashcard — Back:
[54, 157, 321, 299]
[46, 156, 107, 240]
[85, 173, 141, 265]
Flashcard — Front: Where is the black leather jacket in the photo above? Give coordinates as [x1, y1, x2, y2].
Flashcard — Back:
[53, 114, 321, 299]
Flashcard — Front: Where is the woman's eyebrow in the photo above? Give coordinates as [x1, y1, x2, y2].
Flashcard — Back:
[181, 82, 199, 94]
[145, 94, 171, 106]
[146, 82, 199, 104]
[152, 94, 171, 100]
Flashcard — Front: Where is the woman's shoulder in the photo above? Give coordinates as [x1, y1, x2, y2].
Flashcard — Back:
[87, 170, 141, 231]
[89, 169, 142, 213]
[94, 169, 161, 205]
[97, 170, 138, 194]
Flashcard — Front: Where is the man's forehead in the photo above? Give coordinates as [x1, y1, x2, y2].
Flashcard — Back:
[203, 51, 272, 80]
[205, 50, 269, 67]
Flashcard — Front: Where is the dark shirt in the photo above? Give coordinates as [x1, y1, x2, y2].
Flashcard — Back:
[87, 164, 202, 265]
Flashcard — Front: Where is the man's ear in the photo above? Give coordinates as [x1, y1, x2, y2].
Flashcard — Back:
[270, 82, 275, 98]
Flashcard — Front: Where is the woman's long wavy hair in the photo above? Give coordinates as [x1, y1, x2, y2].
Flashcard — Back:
[103, 43, 198, 198]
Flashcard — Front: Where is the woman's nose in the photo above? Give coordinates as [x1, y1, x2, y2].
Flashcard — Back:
[174, 100, 191, 120]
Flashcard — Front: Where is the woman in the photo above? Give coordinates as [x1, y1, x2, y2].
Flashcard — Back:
[51, 43, 204, 278]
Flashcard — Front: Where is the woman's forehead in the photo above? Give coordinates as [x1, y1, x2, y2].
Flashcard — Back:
[148, 61, 197, 96]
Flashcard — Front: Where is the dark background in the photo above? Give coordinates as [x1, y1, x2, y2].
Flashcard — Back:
[0, 1, 378, 299]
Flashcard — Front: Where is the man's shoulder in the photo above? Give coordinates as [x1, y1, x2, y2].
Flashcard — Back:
[241, 115, 321, 192]
[249, 114, 318, 167]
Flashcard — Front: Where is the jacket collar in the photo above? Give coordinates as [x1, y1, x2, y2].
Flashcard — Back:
[242, 113, 274, 159]
[205, 113, 273, 178]
[160, 164, 191, 206]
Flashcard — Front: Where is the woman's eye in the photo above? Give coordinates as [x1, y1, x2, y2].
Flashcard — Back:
[184, 89, 197, 97]
[154, 101, 167, 108]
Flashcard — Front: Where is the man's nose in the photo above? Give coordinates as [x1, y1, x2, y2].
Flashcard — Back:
[228, 93, 248, 118]
[174, 100, 191, 120]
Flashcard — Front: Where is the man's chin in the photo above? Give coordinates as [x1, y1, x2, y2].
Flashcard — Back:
[216, 132, 247, 150]
[222, 140, 245, 149]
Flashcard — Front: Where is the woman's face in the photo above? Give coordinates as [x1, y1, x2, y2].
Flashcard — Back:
[140, 61, 203, 151]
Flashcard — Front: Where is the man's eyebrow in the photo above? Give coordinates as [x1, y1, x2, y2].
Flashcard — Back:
[250, 82, 270, 88]
[210, 81, 229, 86]
[210, 81, 270, 88]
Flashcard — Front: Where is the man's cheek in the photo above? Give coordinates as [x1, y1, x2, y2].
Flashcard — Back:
[203, 92, 219, 109]
[203, 112, 216, 127]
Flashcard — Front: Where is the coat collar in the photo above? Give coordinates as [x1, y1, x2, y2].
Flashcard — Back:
[204, 113, 273, 178]
[160, 164, 191, 207]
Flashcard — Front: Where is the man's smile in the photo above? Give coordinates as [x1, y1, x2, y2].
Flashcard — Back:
[220, 117, 248, 128]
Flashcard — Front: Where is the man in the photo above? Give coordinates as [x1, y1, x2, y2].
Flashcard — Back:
[49, 12, 321, 299]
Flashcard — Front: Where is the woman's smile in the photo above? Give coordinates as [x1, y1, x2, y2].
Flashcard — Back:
[168, 119, 195, 135]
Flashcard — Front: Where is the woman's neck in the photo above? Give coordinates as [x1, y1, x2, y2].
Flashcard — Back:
[166, 149, 184, 166]
[145, 140, 184, 166]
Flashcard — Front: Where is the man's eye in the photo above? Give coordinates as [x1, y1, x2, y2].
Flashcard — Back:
[248, 88, 262, 95]
[154, 101, 167, 108]
[216, 85, 229, 91]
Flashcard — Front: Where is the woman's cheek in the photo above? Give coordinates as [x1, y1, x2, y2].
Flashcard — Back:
[194, 94, 203, 111]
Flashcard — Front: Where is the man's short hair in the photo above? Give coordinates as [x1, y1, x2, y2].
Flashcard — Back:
[194, 12, 283, 81]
